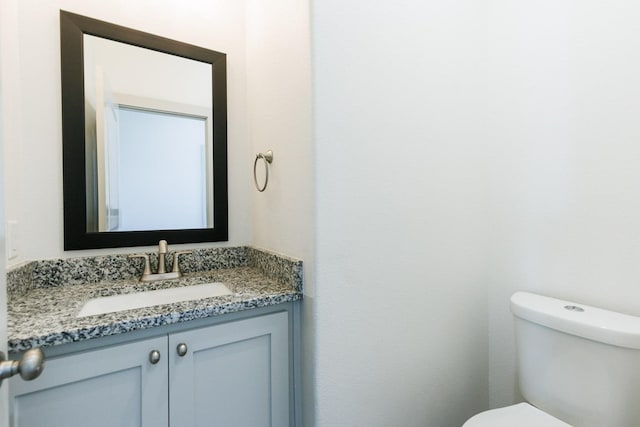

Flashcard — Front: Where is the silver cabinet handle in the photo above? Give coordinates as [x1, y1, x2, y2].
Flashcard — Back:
[0, 348, 45, 384]
[176, 343, 188, 357]
[149, 350, 161, 365]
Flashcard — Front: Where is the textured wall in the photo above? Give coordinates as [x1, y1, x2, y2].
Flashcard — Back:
[487, 0, 640, 408]
[311, 1, 490, 425]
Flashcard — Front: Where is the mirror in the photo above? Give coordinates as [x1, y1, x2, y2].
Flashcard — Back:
[60, 11, 228, 249]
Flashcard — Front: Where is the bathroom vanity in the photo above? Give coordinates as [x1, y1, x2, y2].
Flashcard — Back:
[3, 12, 305, 426]
[6, 246, 302, 427]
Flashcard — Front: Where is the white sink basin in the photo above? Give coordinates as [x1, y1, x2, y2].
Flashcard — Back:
[77, 282, 232, 318]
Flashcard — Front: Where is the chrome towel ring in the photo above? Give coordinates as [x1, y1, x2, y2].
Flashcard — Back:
[253, 150, 273, 192]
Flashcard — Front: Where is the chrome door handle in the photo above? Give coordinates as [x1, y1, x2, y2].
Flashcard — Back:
[0, 348, 45, 384]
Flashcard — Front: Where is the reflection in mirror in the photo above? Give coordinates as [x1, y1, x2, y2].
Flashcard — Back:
[83, 34, 214, 232]
[105, 107, 209, 231]
[61, 11, 228, 249]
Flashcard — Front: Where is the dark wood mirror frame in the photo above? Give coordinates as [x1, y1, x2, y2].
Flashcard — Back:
[60, 10, 228, 250]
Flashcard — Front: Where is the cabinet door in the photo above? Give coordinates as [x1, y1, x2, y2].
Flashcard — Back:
[169, 311, 289, 427]
[9, 336, 168, 427]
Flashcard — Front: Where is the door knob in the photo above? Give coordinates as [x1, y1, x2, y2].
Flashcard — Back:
[0, 348, 45, 385]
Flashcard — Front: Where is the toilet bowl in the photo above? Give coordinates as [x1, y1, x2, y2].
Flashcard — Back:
[463, 402, 570, 426]
[463, 292, 640, 426]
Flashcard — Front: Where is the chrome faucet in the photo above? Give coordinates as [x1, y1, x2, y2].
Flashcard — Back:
[129, 240, 192, 282]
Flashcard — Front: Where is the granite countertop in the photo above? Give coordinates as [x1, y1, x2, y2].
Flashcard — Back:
[7, 247, 303, 353]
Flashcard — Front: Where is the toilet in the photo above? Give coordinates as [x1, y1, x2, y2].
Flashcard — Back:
[464, 291, 640, 426]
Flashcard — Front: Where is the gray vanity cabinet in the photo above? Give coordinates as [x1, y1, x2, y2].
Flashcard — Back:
[9, 311, 290, 427]
[169, 311, 289, 426]
[9, 335, 169, 427]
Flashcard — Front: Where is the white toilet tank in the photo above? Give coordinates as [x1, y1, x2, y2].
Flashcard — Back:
[511, 292, 640, 427]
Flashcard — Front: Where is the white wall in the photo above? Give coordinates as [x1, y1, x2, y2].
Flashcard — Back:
[85, 34, 212, 108]
[0, 0, 16, 421]
[246, 0, 313, 259]
[311, 1, 489, 425]
[487, 0, 640, 407]
[245, 1, 313, 424]
[5, 0, 251, 265]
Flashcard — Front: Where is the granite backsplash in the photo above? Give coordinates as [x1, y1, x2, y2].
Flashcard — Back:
[7, 246, 302, 296]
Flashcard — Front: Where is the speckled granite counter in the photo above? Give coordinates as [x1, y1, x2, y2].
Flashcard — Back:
[7, 247, 302, 353]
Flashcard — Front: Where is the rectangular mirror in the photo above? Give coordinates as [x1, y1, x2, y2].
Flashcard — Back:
[60, 11, 228, 249]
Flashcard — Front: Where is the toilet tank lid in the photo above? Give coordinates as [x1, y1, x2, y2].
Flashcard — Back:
[511, 292, 640, 350]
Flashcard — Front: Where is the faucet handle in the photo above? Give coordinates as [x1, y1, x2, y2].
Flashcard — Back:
[171, 250, 193, 274]
[129, 254, 152, 279]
